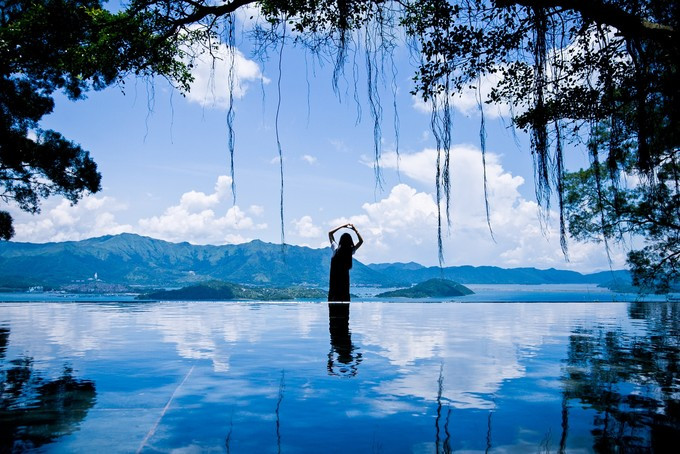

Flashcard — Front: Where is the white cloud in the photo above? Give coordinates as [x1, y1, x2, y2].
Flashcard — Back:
[353, 146, 626, 271]
[10, 195, 133, 243]
[412, 71, 510, 119]
[184, 40, 268, 109]
[329, 184, 438, 262]
[301, 154, 317, 165]
[291, 215, 322, 239]
[8, 176, 267, 246]
[364, 145, 526, 226]
[137, 175, 266, 244]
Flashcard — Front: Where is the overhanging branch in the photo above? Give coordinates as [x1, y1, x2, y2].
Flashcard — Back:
[495, 0, 675, 47]
[159, 0, 258, 39]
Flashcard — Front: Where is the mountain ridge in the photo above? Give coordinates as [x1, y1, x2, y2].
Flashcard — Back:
[0, 233, 630, 289]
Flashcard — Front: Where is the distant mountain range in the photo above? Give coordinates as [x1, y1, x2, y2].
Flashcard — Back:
[367, 261, 629, 286]
[0, 233, 630, 290]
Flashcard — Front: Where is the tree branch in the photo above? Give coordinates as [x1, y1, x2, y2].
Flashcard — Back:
[495, 0, 675, 47]
[164, 0, 258, 32]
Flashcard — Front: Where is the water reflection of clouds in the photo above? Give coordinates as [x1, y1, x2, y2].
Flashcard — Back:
[3, 303, 130, 370]
[149, 303, 323, 373]
[2, 301, 629, 411]
[351, 303, 625, 410]
[6, 300, 672, 452]
[1, 302, 323, 374]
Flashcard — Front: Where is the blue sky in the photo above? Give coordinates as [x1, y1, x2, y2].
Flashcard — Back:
[7, 8, 629, 272]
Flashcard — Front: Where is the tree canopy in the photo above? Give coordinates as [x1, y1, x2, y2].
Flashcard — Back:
[1, 0, 677, 289]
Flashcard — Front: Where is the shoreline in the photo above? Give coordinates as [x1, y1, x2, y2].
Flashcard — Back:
[1, 283, 675, 303]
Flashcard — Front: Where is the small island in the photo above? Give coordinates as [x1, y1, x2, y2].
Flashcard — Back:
[376, 278, 474, 299]
[138, 280, 327, 301]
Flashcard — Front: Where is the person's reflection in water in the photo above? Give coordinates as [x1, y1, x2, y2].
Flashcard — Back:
[327, 303, 362, 377]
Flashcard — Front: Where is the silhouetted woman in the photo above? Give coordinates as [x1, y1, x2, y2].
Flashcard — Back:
[328, 223, 363, 302]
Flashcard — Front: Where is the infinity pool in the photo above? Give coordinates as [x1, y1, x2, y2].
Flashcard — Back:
[1, 301, 678, 452]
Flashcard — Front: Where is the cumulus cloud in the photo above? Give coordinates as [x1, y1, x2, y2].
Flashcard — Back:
[10, 175, 267, 245]
[329, 184, 438, 263]
[292, 215, 322, 239]
[363, 145, 526, 229]
[10, 195, 133, 243]
[412, 71, 510, 119]
[137, 175, 266, 244]
[184, 40, 268, 109]
[352, 147, 626, 271]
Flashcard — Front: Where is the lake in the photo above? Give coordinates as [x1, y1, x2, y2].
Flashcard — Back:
[1, 296, 678, 452]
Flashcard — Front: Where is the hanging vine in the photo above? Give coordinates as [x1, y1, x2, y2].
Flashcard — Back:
[225, 13, 237, 202]
[275, 16, 287, 245]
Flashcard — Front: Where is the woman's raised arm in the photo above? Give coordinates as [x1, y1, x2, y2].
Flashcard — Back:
[348, 224, 364, 250]
[328, 224, 347, 245]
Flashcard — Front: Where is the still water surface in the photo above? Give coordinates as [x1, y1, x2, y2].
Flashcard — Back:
[1, 300, 678, 452]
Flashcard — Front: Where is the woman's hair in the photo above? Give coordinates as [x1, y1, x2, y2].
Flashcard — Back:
[336, 232, 354, 269]
[339, 232, 354, 248]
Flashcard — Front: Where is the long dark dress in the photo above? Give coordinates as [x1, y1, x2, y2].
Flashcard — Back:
[328, 242, 354, 301]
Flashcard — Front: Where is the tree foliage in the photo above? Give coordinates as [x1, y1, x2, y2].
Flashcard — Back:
[564, 128, 679, 292]
[1, 0, 677, 288]
[0, 0, 197, 239]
